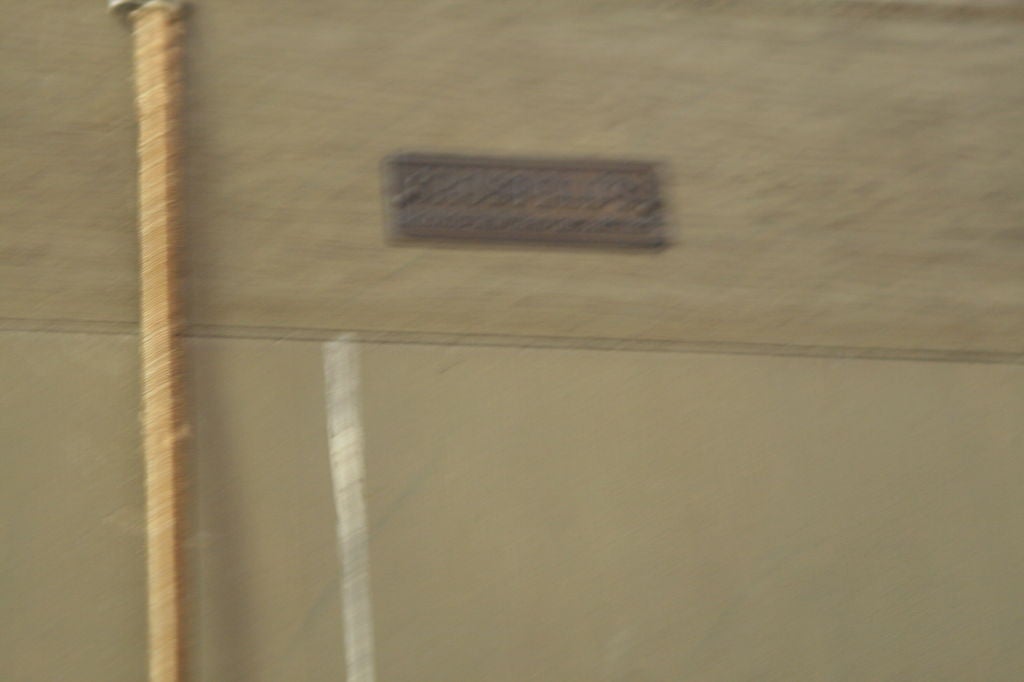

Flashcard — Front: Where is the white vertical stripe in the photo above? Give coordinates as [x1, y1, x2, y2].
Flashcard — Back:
[323, 337, 377, 682]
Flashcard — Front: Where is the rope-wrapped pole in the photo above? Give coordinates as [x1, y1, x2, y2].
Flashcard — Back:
[114, 1, 188, 680]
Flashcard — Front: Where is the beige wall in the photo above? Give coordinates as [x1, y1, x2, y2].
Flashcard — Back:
[3, 331, 1022, 680]
[361, 341, 1024, 681]
[0, 333, 145, 681]
[3, 0, 1023, 356]
[3, 0, 1023, 679]
[0, 333, 346, 682]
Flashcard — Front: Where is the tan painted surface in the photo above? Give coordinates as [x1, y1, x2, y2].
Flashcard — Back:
[0, 333, 346, 682]
[3, 331, 1023, 679]
[3, 2, 1024, 677]
[3, 0, 1023, 354]
[359, 342, 1024, 681]
[0, 333, 145, 681]
[188, 337, 346, 682]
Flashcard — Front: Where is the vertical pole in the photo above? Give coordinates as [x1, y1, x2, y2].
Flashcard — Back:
[120, 1, 188, 680]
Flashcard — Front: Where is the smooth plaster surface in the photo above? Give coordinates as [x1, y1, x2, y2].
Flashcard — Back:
[2, 331, 1023, 679]
[360, 341, 1024, 681]
[0, 333, 346, 682]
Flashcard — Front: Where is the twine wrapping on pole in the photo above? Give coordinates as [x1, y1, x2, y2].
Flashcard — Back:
[117, 1, 188, 680]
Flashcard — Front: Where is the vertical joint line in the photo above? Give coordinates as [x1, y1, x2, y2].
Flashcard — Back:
[324, 338, 377, 682]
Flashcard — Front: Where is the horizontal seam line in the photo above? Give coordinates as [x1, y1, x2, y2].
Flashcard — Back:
[0, 317, 1021, 366]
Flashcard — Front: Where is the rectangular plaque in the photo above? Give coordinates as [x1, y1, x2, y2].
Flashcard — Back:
[384, 153, 665, 247]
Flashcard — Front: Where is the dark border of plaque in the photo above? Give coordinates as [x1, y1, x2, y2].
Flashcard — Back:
[383, 153, 665, 248]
